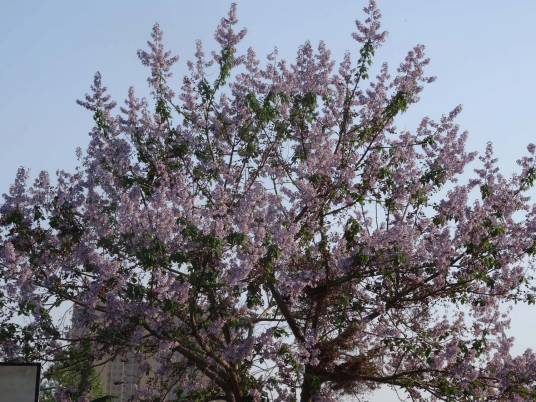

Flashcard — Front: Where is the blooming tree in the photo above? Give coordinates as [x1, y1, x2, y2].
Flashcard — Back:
[3, 2, 536, 401]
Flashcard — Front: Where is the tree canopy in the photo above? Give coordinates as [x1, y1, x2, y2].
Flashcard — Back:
[2, 2, 536, 401]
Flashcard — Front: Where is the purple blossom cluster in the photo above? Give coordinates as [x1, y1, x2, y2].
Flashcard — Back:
[2, 2, 536, 401]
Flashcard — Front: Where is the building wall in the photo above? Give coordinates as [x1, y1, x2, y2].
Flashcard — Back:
[97, 354, 143, 401]
[70, 305, 145, 401]
[70, 305, 214, 401]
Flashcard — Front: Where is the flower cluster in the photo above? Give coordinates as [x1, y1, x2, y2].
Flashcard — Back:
[2, 2, 536, 401]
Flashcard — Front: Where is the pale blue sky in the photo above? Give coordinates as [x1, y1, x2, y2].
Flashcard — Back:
[2, 1, 536, 400]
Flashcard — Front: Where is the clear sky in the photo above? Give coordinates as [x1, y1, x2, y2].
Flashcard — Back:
[2, 1, 536, 401]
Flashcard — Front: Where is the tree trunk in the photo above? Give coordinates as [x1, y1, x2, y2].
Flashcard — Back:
[300, 370, 321, 402]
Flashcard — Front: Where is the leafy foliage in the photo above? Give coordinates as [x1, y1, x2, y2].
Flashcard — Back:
[2, 2, 536, 402]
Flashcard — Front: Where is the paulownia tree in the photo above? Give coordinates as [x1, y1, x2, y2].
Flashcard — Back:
[2, 2, 536, 401]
